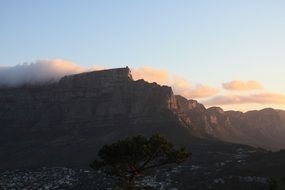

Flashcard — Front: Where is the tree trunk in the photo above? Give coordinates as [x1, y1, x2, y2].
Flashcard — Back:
[128, 175, 135, 190]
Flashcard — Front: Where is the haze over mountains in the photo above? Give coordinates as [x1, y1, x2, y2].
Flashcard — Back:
[2, 60, 285, 112]
[1, 67, 285, 170]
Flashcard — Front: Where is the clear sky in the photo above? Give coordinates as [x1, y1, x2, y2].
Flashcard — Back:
[1, 0, 285, 111]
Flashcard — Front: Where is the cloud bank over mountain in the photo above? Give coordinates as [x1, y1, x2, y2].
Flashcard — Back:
[171, 76, 219, 98]
[1, 59, 284, 110]
[0, 60, 219, 99]
[131, 67, 219, 98]
[0, 60, 84, 86]
[131, 67, 169, 85]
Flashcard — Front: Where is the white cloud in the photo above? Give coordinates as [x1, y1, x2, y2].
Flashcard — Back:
[132, 67, 169, 85]
[222, 80, 263, 91]
[132, 67, 219, 98]
[204, 93, 285, 105]
[0, 59, 99, 86]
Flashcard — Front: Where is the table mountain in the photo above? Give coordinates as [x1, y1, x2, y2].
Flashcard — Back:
[0, 67, 191, 169]
[1, 67, 285, 169]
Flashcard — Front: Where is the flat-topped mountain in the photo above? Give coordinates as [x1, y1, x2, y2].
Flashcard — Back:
[0, 67, 285, 169]
[0, 67, 189, 169]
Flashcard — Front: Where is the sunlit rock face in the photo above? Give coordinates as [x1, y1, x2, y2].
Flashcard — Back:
[0, 67, 187, 169]
[175, 96, 285, 150]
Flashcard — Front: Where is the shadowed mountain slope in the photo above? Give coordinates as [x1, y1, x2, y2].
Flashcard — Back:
[0, 68, 193, 169]
[175, 95, 285, 150]
[1, 67, 285, 170]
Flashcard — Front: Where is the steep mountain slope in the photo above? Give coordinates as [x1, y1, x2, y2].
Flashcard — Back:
[175, 95, 285, 150]
[1, 67, 285, 170]
[0, 67, 192, 169]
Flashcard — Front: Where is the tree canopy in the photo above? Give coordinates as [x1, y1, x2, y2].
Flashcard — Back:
[90, 134, 190, 187]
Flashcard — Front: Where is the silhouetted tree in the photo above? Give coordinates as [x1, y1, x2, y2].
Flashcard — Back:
[268, 177, 285, 190]
[269, 178, 279, 190]
[90, 134, 190, 189]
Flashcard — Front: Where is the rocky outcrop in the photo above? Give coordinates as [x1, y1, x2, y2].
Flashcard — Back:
[175, 96, 285, 150]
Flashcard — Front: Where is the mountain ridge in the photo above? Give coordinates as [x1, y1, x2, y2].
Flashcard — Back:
[0, 67, 285, 169]
[175, 96, 285, 150]
[0, 67, 191, 169]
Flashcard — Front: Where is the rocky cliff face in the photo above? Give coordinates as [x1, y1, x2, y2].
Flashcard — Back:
[0, 67, 191, 169]
[1, 67, 285, 169]
[175, 96, 285, 150]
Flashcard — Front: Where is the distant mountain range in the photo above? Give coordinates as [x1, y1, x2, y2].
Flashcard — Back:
[175, 95, 285, 150]
[0, 67, 285, 169]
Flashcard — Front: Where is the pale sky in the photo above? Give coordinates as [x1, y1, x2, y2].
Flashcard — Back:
[0, 1, 285, 111]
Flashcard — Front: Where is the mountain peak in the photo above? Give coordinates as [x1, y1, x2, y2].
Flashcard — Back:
[175, 95, 206, 111]
[207, 106, 225, 115]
